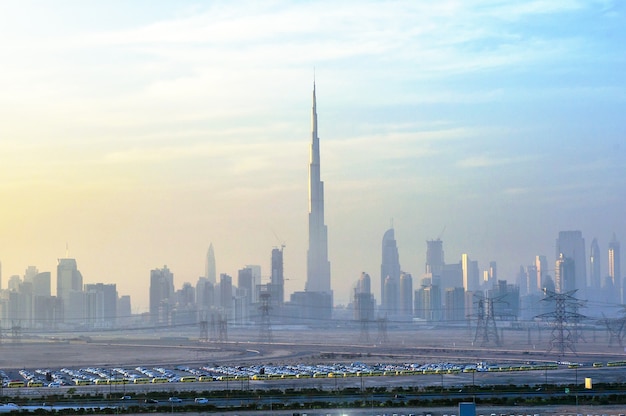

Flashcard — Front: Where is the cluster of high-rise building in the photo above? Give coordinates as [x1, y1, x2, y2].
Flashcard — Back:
[0, 259, 131, 329]
[352, 229, 622, 324]
[1, 85, 623, 330]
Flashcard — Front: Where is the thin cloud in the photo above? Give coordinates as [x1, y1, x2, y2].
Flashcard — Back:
[457, 154, 538, 168]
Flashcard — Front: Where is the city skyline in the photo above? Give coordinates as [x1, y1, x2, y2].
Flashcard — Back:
[0, 1, 624, 312]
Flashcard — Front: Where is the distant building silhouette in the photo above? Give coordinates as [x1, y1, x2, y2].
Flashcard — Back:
[399, 272, 413, 318]
[353, 272, 375, 322]
[84, 283, 117, 327]
[608, 233, 621, 302]
[414, 284, 441, 322]
[196, 277, 214, 312]
[57, 258, 83, 321]
[516, 266, 528, 296]
[238, 267, 254, 308]
[32, 272, 51, 297]
[444, 287, 465, 322]
[306, 82, 332, 303]
[462, 254, 479, 292]
[380, 228, 401, 315]
[270, 247, 284, 305]
[556, 231, 586, 293]
[555, 254, 576, 293]
[219, 273, 233, 317]
[425, 239, 444, 278]
[535, 255, 548, 293]
[487, 280, 520, 320]
[488, 261, 497, 285]
[441, 262, 463, 292]
[589, 238, 601, 290]
[149, 265, 174, 324]
[205, 243, 217, 285]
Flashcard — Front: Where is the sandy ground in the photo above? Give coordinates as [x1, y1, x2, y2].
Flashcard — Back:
[2, 324, 625, 370]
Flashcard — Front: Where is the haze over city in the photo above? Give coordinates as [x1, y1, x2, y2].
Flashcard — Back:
[0, 0, 624, 313]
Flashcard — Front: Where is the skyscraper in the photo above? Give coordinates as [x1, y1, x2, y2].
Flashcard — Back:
[271, 247, 284, 304]
[556, 231, 587, 292]
[425, 239, 444, 277]
[589, 238, 601, 290]
[205, 243, 216, 285]
[461, 254, 479, 292]
[399, 272, 413, 318]
[354, 272, 374, 321]
[555, 253, 576, 293]
[306, 83, 331, 296]
[57, 258, 83, 318]
[381, 228, 401, 314]
[608, 233, 621, 301]
[535, 255, 548, 292]
[149, 265, 174, 324]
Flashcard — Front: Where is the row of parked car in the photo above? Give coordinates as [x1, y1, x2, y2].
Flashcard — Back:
[2, 359, 604, 388]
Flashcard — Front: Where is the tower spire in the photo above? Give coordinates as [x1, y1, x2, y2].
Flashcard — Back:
[306, 81, 331, 296]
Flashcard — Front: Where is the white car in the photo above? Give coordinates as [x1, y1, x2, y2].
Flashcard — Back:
[194, 398, 208, 404]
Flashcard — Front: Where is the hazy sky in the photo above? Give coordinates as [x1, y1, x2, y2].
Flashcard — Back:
[0, 0, 624, 312]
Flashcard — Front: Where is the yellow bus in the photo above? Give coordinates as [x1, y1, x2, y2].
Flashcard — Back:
[180, 376, 197, 382]
[133, 378, 151, 384]
[151, 377, 168, 383]
[27, 381, 44, 387]
[7, 381, 25, 388]
[107, 379, 127, 385]
[198, 376, 214, 382]
[607, 360, 626, 367]
[73, 379, 92, 386]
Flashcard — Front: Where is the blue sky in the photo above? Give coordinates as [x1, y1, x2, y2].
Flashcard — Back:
[0, 0, 624, 311]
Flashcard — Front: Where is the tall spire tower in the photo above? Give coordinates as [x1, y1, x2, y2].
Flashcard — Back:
[306, 82, 332, 295]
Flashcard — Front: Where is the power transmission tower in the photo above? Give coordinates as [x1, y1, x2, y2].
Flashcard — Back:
[258, 291, 273, 343]
[218, 313, 228, 342]
[359, 318, 370, 343]
[472, 296, 504, 347]
[376, 317, 388, 344]
[599, 314, 625, 347]
[199, 311, 209, 342]
[11, 320, 21, 344]
[209, 313, 218, 341]
[600, 306, 626, 347]
[536, 289, 586, 356]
